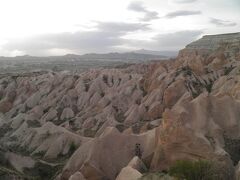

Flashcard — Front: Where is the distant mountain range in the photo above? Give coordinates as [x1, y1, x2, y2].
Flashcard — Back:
[65, 52, 167, 61]
[0, 49, 177, 62]
[0, 50, 176, 74]
[132, 49, 178, 57]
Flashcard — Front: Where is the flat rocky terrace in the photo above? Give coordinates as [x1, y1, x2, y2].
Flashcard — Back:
[186, 32, 240, 51]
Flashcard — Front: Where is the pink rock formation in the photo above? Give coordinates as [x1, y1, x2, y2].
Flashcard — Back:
[0, 32, 239, 179]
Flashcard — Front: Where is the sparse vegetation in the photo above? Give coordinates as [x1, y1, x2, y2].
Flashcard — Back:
[0, 151, 9, 168]
[140, 172, 173, 180]
[26, 120, 41, 128]
[24, 162, 62, 180]
[0, 123, 12, 138]
[69, 142, 77, 155]
[169, 160, 219, 180]
[192, 91, 200, 98]
[179, 66, 193, 77]
[100, 92, 105, 97]
[205, 80, 213, 93]
[7, 145, 31, 156]
[0, 165, 38, 180]
[33, 151, 45, 158]
[83, 129, 96, 137]
[102, 74, 108, 84]
[139, 84, 148, 97]
[115, 124, 125, 132]
[224, 66, 235, 75]
[223, 134, 240, 165]
[132, 122, 145, 134]
[115, 112, 125, 123]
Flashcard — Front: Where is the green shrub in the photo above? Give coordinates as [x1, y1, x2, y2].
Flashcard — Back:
[169, 160, 216, 180]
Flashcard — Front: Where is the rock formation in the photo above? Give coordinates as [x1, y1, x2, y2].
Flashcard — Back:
[0, 32, 240, 179]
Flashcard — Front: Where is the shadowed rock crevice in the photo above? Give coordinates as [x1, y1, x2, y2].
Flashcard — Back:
[223, 134, 240, 165]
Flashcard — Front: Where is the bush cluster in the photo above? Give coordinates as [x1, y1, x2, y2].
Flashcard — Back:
[169, 160, 217, 180]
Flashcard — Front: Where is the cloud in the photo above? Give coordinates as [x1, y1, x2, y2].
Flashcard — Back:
[210, 18, 237, 27]
[171, 0, 198, 3]
[128, 1, 159, 21]
[128, 1, 146, 12]
[123, 30, 203, 51]
[2, 22, 150, 56]
[153, 30, 203, 48]
[141, 11, 159, 21]
[2, 26, 203, 56]
[164, 10, 201, 18]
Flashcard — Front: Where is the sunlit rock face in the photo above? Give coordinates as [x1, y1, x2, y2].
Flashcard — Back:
[0, 32, 240, 179]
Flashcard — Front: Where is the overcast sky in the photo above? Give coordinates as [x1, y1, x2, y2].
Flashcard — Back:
[0, 0, 239, 56]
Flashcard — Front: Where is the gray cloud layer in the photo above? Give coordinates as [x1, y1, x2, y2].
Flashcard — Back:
[153, 30, 202, 48]
[0, 0, 205, 56]
[128, 1, 159, 21]
[120, 30, 203, 51]
[3, 22, 149, 55]
[164, 10, 201, 18]
[2, 22, 203, 55]
[210, 18, 237, 27]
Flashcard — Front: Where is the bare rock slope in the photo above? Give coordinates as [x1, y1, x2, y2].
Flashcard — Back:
[0, 32, 240, 179]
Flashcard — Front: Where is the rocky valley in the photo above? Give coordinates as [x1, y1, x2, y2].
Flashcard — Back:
[0, 52, 167, 74]
[0, 32, 240, 180]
